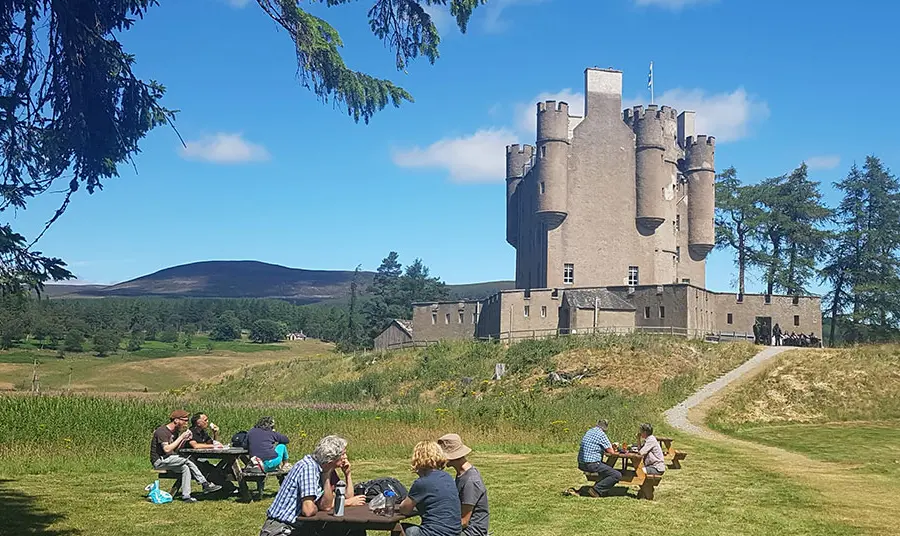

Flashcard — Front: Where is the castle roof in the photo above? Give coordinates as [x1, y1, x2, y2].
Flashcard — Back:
[563, 289, 636, 311]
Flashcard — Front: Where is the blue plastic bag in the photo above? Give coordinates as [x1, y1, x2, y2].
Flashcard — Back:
[145, 479, 173, 504]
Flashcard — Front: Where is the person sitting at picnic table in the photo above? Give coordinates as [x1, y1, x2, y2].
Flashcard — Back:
[248, 416, 291, 472]
[637, 423, 666, 475]
[577, 418, 621, 497]
[398, 441, 462, 536]
[187, 412, 223, 449]
[259, 434, 365, 536]
[150, 410, 222, 502]
[437, 433, 489, 536]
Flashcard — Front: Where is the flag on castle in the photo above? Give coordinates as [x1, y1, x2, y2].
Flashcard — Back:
[648, 61, 654, 104]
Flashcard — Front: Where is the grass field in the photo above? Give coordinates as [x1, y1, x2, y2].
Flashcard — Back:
[0, 339, 331, 392]
[2, 337, 899, 535]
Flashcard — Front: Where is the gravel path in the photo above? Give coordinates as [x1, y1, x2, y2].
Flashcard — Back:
[664, 345, 794, 438]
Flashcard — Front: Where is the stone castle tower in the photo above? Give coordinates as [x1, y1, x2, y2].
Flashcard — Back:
[505, 68, 716, 290]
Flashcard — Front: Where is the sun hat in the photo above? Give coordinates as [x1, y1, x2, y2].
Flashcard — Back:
[437, 433, 472, 460]
[170, 410, 190, 420]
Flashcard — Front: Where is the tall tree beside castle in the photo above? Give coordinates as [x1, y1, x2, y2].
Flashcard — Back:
[754, 164, 831, 295]
[822, 157, 900, 343]
[714, 167, 763, 295]
[0, 1, 487, 295]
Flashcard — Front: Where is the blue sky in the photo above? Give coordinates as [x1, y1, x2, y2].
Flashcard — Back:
[11, 0, 900, 293]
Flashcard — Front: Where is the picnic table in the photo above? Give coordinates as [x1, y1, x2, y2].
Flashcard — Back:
[655, 437, 688, 469]
[155, 447, 283, 501]
[298, 506, 409, 535]
[584, 452, 662, 500]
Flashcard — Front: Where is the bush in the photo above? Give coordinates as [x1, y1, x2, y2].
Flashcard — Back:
[158, 330, 178, 344]
[210, 313, 241, 341]
[63, 330, 85, 352]
[93, 330, 121, 357]
[126, 331, 145, 352]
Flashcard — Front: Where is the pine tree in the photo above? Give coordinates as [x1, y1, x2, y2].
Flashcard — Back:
[714, 167, 763, 295]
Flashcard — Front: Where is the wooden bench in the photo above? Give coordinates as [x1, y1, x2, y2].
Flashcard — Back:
[584, 470, 663, 500]
[152, 467, 287, 501]
[657, 437, 688, 469]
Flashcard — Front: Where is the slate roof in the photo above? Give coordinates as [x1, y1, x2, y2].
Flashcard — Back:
[563, 289, 636, 311]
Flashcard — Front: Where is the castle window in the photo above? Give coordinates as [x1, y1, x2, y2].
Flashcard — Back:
[792, 296, 800, 305]
[676, 246, 681, 263]
[473, 311, 478, 324]
[445, 313, 450, 324]
[659, 306, 666, 319]
[765, 295, 772, 304]
[563, 263, 574, 285]
[675, 214, 681, 232]
[541, 305, 547, 318]
[644, 306, 651, 319]
[794, 315, 800, 326]
[540, 182, 546, 194]
[681, 278, 691, 284]
[432, 312, 437, 325]
[727, 313, 733, 324]
[540, 145, 546, 159]
[628, 266, 640, 286]
[524, 305, 530, 318]
[737, 293, 744, 303]
[459, 312, 464, 324]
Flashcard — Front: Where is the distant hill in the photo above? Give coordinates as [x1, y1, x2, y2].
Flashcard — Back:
[44, 260, 515, 304]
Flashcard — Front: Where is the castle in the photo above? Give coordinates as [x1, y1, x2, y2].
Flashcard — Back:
[374, 67, 822, 350]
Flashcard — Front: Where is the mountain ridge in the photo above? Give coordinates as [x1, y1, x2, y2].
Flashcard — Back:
[44, 260, 515, 303]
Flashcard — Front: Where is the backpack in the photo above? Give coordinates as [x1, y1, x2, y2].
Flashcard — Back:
[353, 477, 408, 502]
[231, 430, 249, 449]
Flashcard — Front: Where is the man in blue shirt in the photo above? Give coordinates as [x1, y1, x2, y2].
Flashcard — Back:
[259, 435, 366, 536]
[577, 419, 621, 497]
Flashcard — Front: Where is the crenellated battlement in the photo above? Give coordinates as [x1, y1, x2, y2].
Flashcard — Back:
[537, 100, 570, 114]
[685, 135, 716, 148]
[624, 104, 677, 126]
[507, 144, 535, 156]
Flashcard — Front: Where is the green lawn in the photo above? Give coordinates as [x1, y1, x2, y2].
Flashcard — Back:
[721, 421, 900, 478]
[0, 438, 865, 536]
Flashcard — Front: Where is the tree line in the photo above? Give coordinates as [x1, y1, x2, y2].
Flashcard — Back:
[715, 155, 900, 345]
[0, 252, 448, 354]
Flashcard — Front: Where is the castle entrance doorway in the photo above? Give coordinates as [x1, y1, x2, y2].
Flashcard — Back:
[755, 316, 772, 345]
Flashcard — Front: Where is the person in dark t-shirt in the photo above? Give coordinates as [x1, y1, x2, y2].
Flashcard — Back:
[438, 433, 489, 536]
[150, 410, 221, 502]
[398, 441, 461, 536]
[187, 413, 222, 449]
[247, 416, 291, 472]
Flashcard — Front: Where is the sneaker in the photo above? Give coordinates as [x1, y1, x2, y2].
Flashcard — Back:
[182, 497, 198, 503]
[585, 488, 602, 498]
[202, 482, 223, 494]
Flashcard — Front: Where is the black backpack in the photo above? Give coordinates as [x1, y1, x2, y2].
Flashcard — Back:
[231, 430, 249, 449]
[353, 477, 408, 502]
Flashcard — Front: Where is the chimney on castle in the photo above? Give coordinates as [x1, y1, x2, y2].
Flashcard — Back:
[584, 68, 622, 121]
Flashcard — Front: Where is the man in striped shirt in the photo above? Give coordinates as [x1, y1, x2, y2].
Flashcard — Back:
[577, 419, 621, 497]
[259, 435, 366, 536]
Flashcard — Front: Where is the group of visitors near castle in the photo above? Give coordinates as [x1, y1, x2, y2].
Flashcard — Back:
[150, 410, 660, 534]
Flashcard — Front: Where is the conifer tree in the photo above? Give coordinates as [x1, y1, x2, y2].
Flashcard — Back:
[714, 167, 763, 295]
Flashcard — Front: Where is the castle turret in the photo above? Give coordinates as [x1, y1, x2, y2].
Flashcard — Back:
[625, 105, 675, 232]
[506, 144, 533, 247]
[534, 101, 569, 229]
[684, 135, 716, 259]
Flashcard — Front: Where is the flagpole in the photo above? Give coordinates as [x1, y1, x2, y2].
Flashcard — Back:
[649, 61, 654, 105]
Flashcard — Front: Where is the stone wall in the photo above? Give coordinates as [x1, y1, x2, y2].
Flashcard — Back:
[411, 301, 480, 342]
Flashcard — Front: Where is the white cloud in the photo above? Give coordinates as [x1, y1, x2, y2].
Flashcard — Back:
[482, 0, 548, 33]
[180, 133, 271, 164]
[633, 0, 715, 9]
[514, 89, 584, 135]
[423, 3, 455, 34]
[805, 155, 841, 170]
[391, 128, 517, 182]
[625, 87, 769, 142]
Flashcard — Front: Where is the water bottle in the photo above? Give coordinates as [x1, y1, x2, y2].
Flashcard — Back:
[334, 481, 346, 517]
[383, 489, 397, 517]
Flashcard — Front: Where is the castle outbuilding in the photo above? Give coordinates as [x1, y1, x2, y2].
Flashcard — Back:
[375, 67, 822, 350]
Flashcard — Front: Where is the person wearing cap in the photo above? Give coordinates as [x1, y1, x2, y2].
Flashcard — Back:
[150, 410, 222, 502]
[577, 418, 620, 497]
[437, 434, 489, 536]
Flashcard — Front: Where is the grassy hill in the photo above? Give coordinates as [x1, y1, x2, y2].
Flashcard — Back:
[44, 260, 515, 303]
